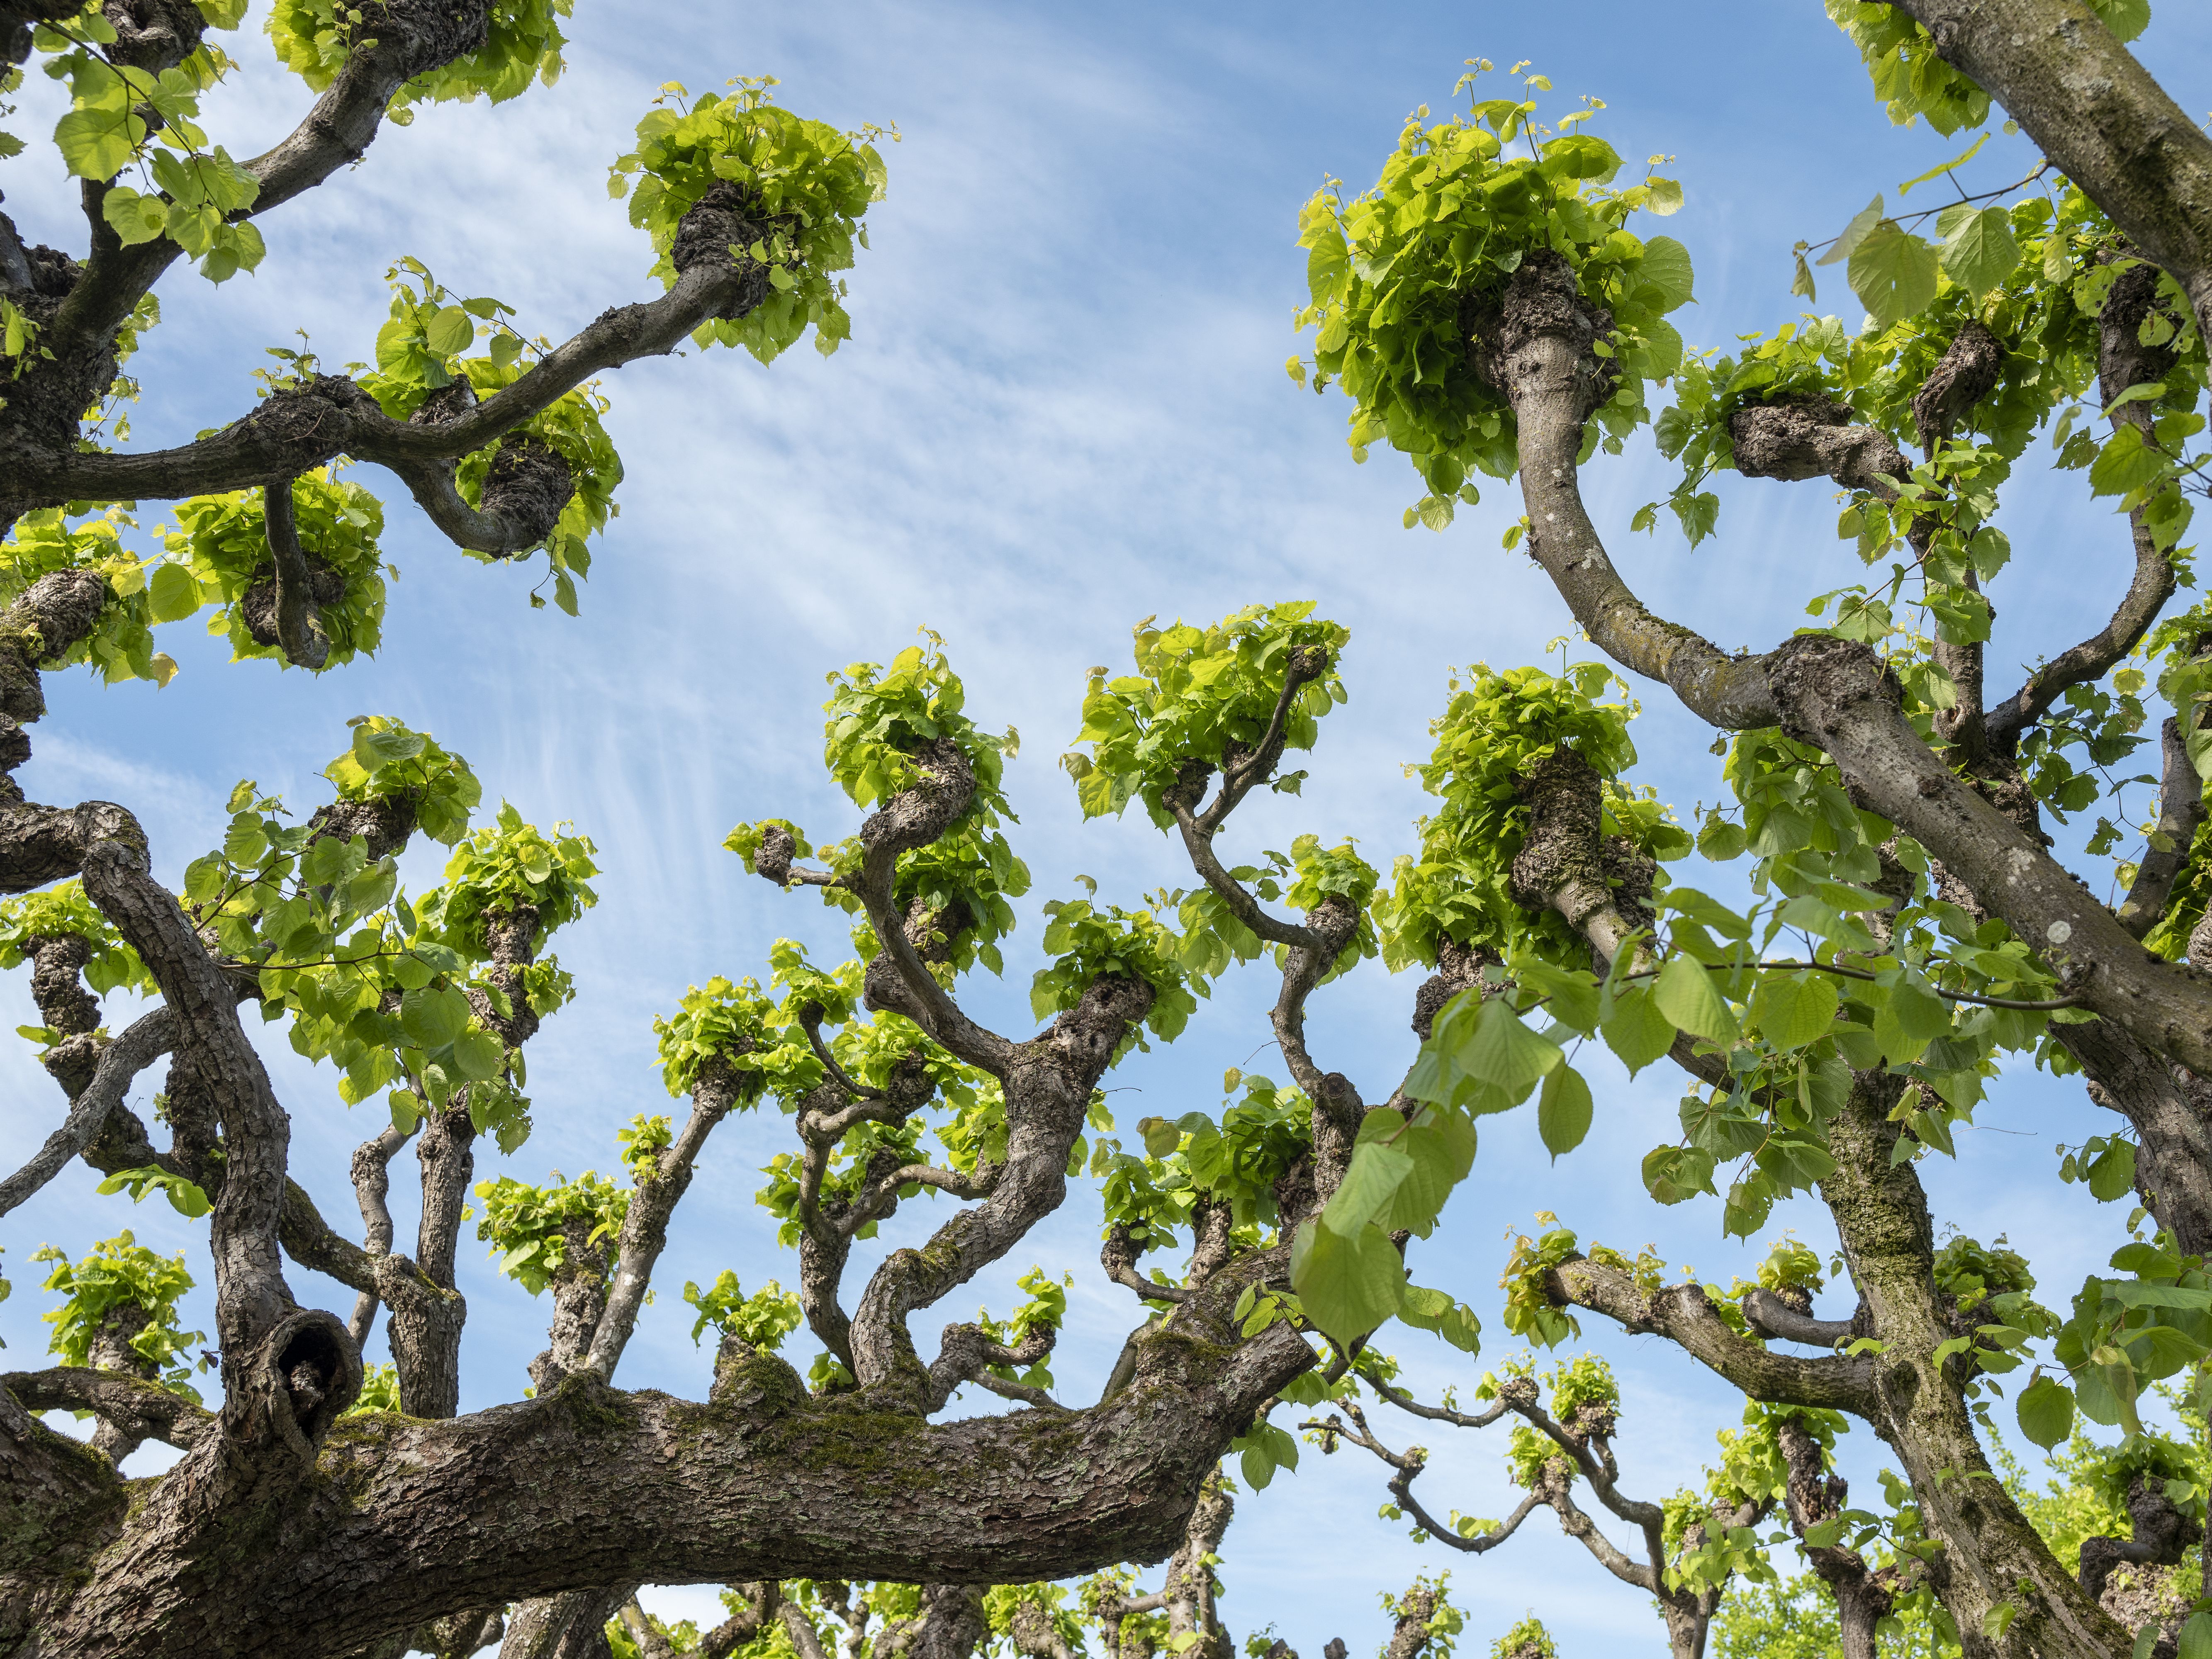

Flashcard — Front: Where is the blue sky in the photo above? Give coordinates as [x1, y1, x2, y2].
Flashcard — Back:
[4, 2, 2212, 1654]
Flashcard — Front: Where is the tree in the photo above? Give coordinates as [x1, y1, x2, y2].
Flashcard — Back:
[7, 3, 2212, 1659]
[1304, 1348, 1791, 1659]
[1275, 7, 2212, 1655]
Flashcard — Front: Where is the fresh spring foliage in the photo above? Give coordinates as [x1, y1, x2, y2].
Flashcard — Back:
[681, 1271, 801, 1349]
[474, 1170, 628, 1297]
[32, 1232, 206, 1399]
[609, 76, 890, 363]
[1292, 62, 1696, 530]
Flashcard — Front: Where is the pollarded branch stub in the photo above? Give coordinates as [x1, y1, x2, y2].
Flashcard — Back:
[669, 180, 776, 321]
[1729, 398, 1908, 495]
[1042, 970, 1155, 1084]
[477, 435, 576, 555]
[2098, 254, 2182, 410]
[1910, 319, 2004, 453]
[238, 553, 346, 651]
[27, 931, 99, 1035]
[348, 0, 494, 83]
[305, 793, 419, 864]
[1506, 746, 1607, 919]
[859, 736, 978, 862]
[2080, 1477, 2205, 1603]
[1464, 248, 1620, 421]
[0, 567, 110, 724]
[1410, 934, 1499, 1041]
[100, 0, 206, 73]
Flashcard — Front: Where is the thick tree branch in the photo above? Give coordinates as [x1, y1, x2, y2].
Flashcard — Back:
[29, 1264, 1313, 1659]
[1542, 1255, 1875, 1411]
[2, 1366, 213, 1451]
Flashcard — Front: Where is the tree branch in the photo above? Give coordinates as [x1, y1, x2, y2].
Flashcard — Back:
[1543, 1255, 1876, 1411]
[0, 1003, 174, 1218]
[2, 1365, 213, 1451]
[2117, 715, 2207, 939]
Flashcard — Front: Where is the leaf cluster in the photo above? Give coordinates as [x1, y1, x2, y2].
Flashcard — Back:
[1062, 602, 1349, 827]
[610, 76, 888, 363]
[1295, 67, 1695, 528]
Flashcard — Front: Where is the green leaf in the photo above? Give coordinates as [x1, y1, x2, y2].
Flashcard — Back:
[1636, 236, 1695, 311]
[2179, 1611, 2212, 1659]
[1847, 221, 1940, 330]
[1289, 1217, 1406, 1347]
[147, 562, 201, 623]
[2016, 1374, 2074, 1450]
[452, 1028, 504, 1082]
[1653, 956, 1738, 1044]
[1321, 1141, 1414, 1237]
[1442, 995, 1562, 1096]
[1240, 1443, 1277, 1491]
[1936, 204, 2020, 302]
[55, 105, 143, 181]
[1748, 972, 1840, 1051]
[1538, 1066, 1592, 1160]
[1817, 195, 1885, 266]
[399, 985, 470, 1050]
[423, 305, 475, 355]
[1601, 984, 1676, 1074]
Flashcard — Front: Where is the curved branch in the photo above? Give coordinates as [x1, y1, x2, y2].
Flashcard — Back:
[1101, 1225, 1190, 1305]
[43, 0, 503, 364]
[0, 1004, 174, 1217]
[1983, 509, 2174, 750]
[384, 437, 574, 557]
[850, 738, 1015, 1075]
[1479, 254, 1780, 729]
[1544, 1255, 1876, 1411]
[1168, 797, 1320, 953]
[844, 971, 1152, 1396]
[18, 258, 758, 512]
[1194, 644, 1333, 833]
[2117, 715, 2207, 939]
[2, 1365, 213, 1450]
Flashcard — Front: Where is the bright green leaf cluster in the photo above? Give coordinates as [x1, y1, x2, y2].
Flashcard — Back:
[472, 1170, 627, 1296]
[163, 469, 388, 668]
[32, 1231, 206, 1399]
[1297, 66, 1694, 526]
[681, 1269, 800, 1348]
[266, 0, 568, 118]
[0, 878, 151, 999]
[1062, 603, 1349, 827]
[0, 507, 173, 687]
[1376, 660, 1665, 971]
[610, 76, 888, 362]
